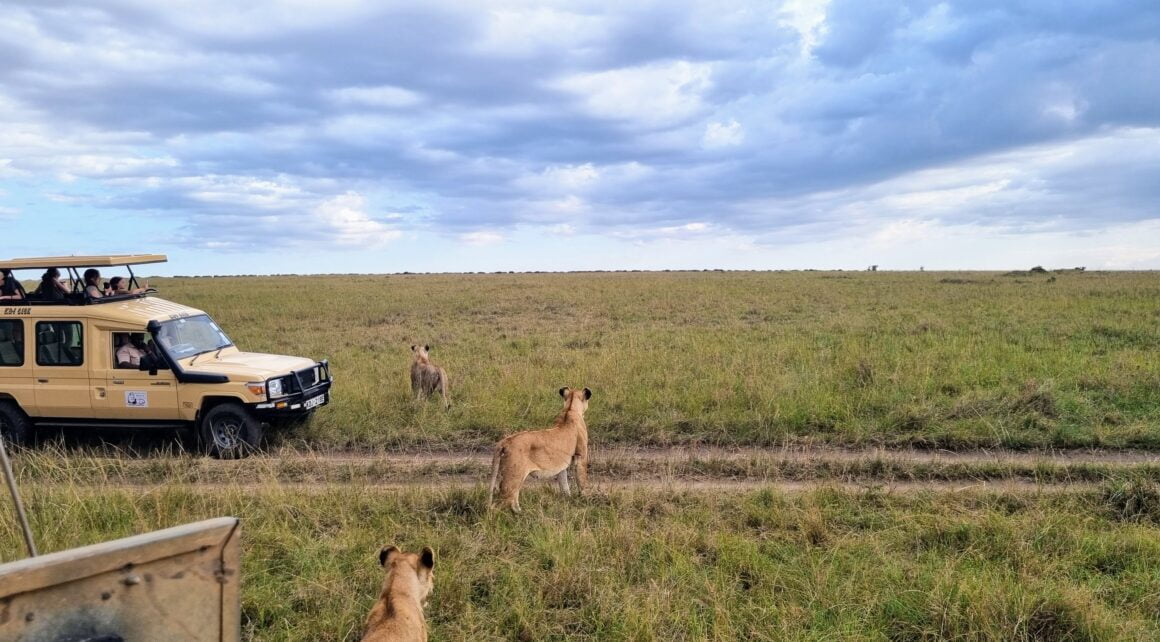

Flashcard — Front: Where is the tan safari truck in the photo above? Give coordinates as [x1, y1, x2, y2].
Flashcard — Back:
[0, 254, 331, 458]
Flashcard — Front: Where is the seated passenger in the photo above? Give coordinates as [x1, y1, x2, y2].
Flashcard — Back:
[116, 333, 148, 368]
[33, 268, 70, 300]
[109, 276, 149, 295]
[83, 268, 110, 299]
[0, 269, 23, 301]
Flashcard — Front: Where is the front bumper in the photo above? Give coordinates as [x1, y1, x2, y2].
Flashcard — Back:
[251, 360, 333, 416]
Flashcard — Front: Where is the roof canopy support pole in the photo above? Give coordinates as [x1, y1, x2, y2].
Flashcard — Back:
[0, 433, 37, 558]
[66, 267, 81, 294]
[127, 264, 138, 290]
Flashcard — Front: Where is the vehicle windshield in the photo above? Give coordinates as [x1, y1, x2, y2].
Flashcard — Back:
[154, 314, 232, 359]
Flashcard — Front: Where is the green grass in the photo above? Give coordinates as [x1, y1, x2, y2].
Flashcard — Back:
[144, 270, 1160, 451]
[6, 271, 1158, 641]
[3, 484, 1158, 640]
[10, 446, 1160, 486]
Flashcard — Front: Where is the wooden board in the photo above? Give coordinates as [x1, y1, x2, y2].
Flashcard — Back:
[0, 517, 240, 641]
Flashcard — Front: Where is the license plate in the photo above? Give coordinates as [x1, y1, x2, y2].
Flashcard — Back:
[303, 394, 325, 410]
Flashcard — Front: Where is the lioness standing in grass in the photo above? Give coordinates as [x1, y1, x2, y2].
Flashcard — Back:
[409, 344, 449, 408]
[490, 386, 591, 512]
[362, 546, 435, 642]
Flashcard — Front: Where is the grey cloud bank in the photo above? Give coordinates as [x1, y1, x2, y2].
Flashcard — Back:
[0, 0, 1158, 265]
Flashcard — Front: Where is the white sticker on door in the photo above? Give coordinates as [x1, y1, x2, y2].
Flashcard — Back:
[125, 391, 148, 407]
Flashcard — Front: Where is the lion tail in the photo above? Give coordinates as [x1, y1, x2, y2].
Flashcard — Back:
[439, 368, 450, 408]
[489, 445, 504, 506]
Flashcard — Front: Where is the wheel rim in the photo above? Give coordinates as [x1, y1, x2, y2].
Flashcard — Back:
[211, 416, 243, 451]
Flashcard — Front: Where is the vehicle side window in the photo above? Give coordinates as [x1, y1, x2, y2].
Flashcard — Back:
[36, 321, 84, 366]
[0, 320, 24, 366]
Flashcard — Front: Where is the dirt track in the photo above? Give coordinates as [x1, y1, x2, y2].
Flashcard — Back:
[254, 445, 1160, 466]
[64, 478, 1101, 494]
[16, 445, 1156, 493]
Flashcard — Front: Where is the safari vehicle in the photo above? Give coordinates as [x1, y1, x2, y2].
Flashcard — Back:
[0, 254, 331, 458]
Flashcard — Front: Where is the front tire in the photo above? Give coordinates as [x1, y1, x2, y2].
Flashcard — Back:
[200, 402, 262, 459]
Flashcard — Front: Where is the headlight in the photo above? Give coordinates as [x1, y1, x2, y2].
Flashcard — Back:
[267, 377, 284, 398]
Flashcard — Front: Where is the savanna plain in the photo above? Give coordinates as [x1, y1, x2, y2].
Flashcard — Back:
[3, 270, 1159, 640]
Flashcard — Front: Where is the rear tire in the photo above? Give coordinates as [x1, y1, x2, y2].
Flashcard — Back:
[0, 401, 30, 449]
[200, 402, 262, 459]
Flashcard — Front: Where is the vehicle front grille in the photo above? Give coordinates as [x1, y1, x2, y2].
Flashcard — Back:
[296, 366, 319, 390]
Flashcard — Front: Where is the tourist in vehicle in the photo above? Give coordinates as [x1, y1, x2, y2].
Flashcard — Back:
[109, 276, 149, 295]
[115, 333, 148, 368]
[0, 269, 23, 301]
[33, 268, 69, 300]
[83, 268, 110, 299]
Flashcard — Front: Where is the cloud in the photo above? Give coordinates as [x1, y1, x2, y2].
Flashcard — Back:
[659, 221, 711, 235]
[702, 119, 744, 148]
[96, 173, 403, 250]
[475, 7, 608, 58]
[813, 0, 902, 67]
[779, 0, 830, 57]
[614, 221, 715, 240]
[460, 231, 504, 246]
[521, 163, 600, 192]
[871, 218, 942, 245]
[314, 192, 403, 247]
[326, 85, 425, 108]
[551, 60, 714, 128]
[0, 0, 1157, 266]
[689, 126, 1159, 253]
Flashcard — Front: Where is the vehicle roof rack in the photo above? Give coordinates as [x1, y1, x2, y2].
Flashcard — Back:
[0, 254, 167, 270]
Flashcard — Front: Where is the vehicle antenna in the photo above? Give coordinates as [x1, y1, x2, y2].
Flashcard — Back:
[0, 432, 37, 557]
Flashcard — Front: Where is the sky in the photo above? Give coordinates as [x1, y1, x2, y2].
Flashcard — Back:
[1, 0, 1158, 275]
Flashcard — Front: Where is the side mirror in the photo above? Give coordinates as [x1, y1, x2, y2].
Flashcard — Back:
[139, 354, 167, 375]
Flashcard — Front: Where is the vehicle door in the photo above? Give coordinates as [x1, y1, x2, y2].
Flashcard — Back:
[96, 328, 181, 421]
[32, 319, 90, 417]
[0, 318, 35, 414]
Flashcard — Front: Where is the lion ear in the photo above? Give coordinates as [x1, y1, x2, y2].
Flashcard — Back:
[380, 545, 399, 567]
[583, 387, 592, 400]
[420, 547, 435, 570]
[559, 386, 569, 398]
